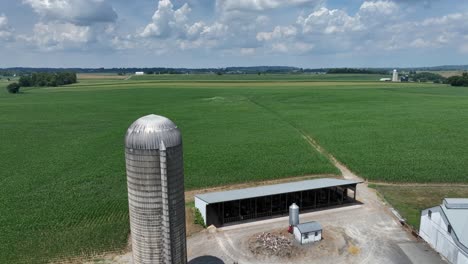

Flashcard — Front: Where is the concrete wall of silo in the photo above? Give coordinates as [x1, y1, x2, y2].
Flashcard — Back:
[125, 114, 187, 264]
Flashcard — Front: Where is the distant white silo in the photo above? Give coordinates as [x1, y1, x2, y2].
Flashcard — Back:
[392, 69, 399, 82]
[289, 203, 299, 226]
[125, 114, 187, 264]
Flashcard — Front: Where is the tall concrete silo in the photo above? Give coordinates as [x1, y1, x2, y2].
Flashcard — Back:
[125, 114, 187, 264]
[392, 69, 399, 82]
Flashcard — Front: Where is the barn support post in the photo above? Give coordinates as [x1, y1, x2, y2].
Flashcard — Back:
[314, 191, 317, 208]
[269, 196, 272, 214]
[222, 202, 224, 225]
[300, 191, 303, 208]
[340, 188, 344, 204]
[254, 198, 257, 218]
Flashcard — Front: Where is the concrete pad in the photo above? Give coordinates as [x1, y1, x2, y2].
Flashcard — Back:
[398, 242, 446, 264]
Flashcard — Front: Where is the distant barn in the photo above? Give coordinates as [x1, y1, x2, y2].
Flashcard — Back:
[135, 71, 144, 75]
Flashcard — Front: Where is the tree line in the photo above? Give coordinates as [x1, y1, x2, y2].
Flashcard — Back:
[19, 72, 77, 87]
[6, 72, 77, 94]
[408, 72, 446, 83]
[446, 72, 468, 87]
[327, 68, 388, 74]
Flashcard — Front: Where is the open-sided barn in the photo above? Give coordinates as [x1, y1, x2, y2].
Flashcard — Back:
[195, 178, 361, 227]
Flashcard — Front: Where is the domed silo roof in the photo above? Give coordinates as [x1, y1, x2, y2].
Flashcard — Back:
[125, 114, 182, 150]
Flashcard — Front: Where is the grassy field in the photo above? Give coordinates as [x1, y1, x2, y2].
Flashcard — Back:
[371, 184, 468, 229]
[131, 73, 388, 82]
[78, 73, 130, 79]
[1, 74, 468, 262]
[426, 70, 465, 78]
[0, 76, 338, 263]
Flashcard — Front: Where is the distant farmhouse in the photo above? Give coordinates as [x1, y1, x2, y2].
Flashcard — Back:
[420, 198, 468, 264]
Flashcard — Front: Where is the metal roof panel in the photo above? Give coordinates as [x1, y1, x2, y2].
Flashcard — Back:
[195, 178, 361, 204]
[296, 221, 322, 233]
[444, 198, 468, 209]
[442, 202, 468, 248]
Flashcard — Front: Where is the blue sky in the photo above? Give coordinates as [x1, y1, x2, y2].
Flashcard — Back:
[0, 0, 467, 68]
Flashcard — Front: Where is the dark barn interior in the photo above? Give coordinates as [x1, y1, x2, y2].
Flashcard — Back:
[204, 184, 358, 226]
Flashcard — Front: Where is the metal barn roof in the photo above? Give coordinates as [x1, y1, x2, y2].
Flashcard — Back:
[195, 178, 361, 204]
[296, 221, 322, 233]
[444, 198, 468, 209]
[441, 199, 468, 248]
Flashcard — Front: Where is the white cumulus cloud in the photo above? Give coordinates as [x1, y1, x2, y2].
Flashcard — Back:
[257, 26, 297, 41]
[24, 0, 117, 25]
[200, 22, 229, 39]
[217, 0, 321, 12]
[0, 14, 14, 41]
[7, 0, 468, 63]
[140, 0, 191, 38]
[140, 0, 234, 52]
[256, 0, 468, 55]
[20, 0, 119, 51]
[26, 22, 94, 51]
[297, 7, 363, 34]
[359, 0, 398, 16]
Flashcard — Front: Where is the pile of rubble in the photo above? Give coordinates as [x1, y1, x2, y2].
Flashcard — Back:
[249, 231, 293, 257]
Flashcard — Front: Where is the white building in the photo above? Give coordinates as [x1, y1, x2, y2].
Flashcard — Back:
[293, 221, 322, 245]
[392, 69, 399, 82]
[420, 198, 468, 264]
[135, 71, 144, 75]
[380, 78, 392, 82]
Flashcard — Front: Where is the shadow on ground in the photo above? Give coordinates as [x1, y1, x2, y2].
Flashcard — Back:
[188, 255, 225, 264]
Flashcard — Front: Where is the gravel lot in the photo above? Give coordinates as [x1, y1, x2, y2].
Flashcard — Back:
[186, 161, 446, 264]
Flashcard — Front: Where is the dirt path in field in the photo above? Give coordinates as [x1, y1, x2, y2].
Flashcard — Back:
[244, 96, 354, 182]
